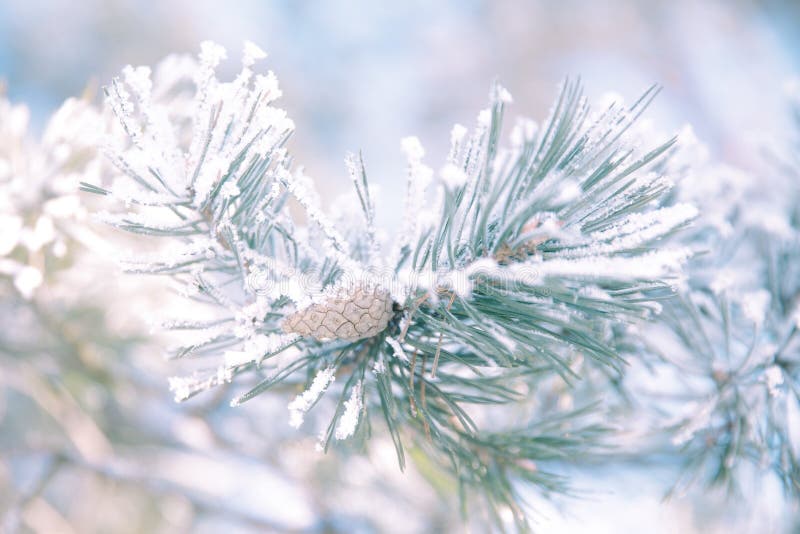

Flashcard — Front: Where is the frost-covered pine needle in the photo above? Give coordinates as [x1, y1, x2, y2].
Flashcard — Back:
[335, 381, 363, 440]
[288, 367, 336, 429]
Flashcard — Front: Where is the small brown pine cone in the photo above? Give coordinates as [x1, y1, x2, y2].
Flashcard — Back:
[282, 286, 394, 341]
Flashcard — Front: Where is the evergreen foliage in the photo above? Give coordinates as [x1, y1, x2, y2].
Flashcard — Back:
[80, 42, 716, 529]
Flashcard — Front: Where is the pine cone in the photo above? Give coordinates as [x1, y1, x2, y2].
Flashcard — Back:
[282, 286, 394, 341]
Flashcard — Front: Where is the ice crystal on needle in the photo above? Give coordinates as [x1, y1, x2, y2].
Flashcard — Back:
[335, 380, 363, 440]
[287, 366, 337, 428]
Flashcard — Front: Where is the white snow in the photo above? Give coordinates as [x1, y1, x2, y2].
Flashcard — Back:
[741, 290, 771, 327]
[287, 367, 336, 429]
[385, 336, 409, 362]
[763, 365, 784, 397]
[440, 163, 467, 189]
[335, 381, 363, 440]
[14, 265, 43, 299]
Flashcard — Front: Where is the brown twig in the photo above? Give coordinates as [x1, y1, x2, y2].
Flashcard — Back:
[408, 347, 419, 417]
[420, 352, 431, 441]
[399, 293, 429, 342]
[430, 291, 456, 378]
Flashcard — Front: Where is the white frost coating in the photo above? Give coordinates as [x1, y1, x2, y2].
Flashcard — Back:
[282, 168, 353, 263]
[671, 400, 714, 446]
[440, 163, 467, 189]
[44, 195, 82, 218]
[410, 249, 637, 300]
[199, 40, 227, 68]
[492, 84, 513, 104]
[509, 117, 538, 148]
[122, 65, 153, 102]
[119, 237, 221, 269]
[14, 265, 43, 299]
[102, 38, 296, 219]
[558, 204, 699, 258]
[578, 286, 612, 300]
[288, 367, 336, 429]
[435, 250, 687, 285]
[20, 216, 55, 252]
[254, 71, 282, 103]
[242, 40, 267, 66]
[710, 270, 737, 295]
[0, 214, 22, 255]
[388, 136, 434, 269]
[394, 257, 498, 300]
[763, 365, 784, 397]
[477, 108, 492, 127]
[335, 381, 363, 440]
[169, 366, 234, 402]
[224, 333, 298, 367]
[495, 331, 518, 353]
[396, 248, 690, 298]
[443, 269, 472, 298]
[95, 208, 188, 232]
[220, 180, 241, 199]
[97, 41, 336, 401]
[450, 124, 468, 145]
[400, 135, 425, 161]
[593, 203, 698, 241]
[530, 249, 690, 280]
[746, 210, 795, 239]
[372, 357, 386, 374]
[385, 336, 409, 361]
[448, 123, 468, 163]
[741, 290, 771, 327]
[553, 180, 581, 204]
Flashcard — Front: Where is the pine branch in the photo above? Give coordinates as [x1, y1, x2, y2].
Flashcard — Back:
[629, 101, 800, 500]
[84, 41, 697, 528]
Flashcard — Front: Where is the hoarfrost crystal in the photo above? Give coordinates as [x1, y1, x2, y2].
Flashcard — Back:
[335, 381, 363, 440]
[288, 367, 336, 429]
